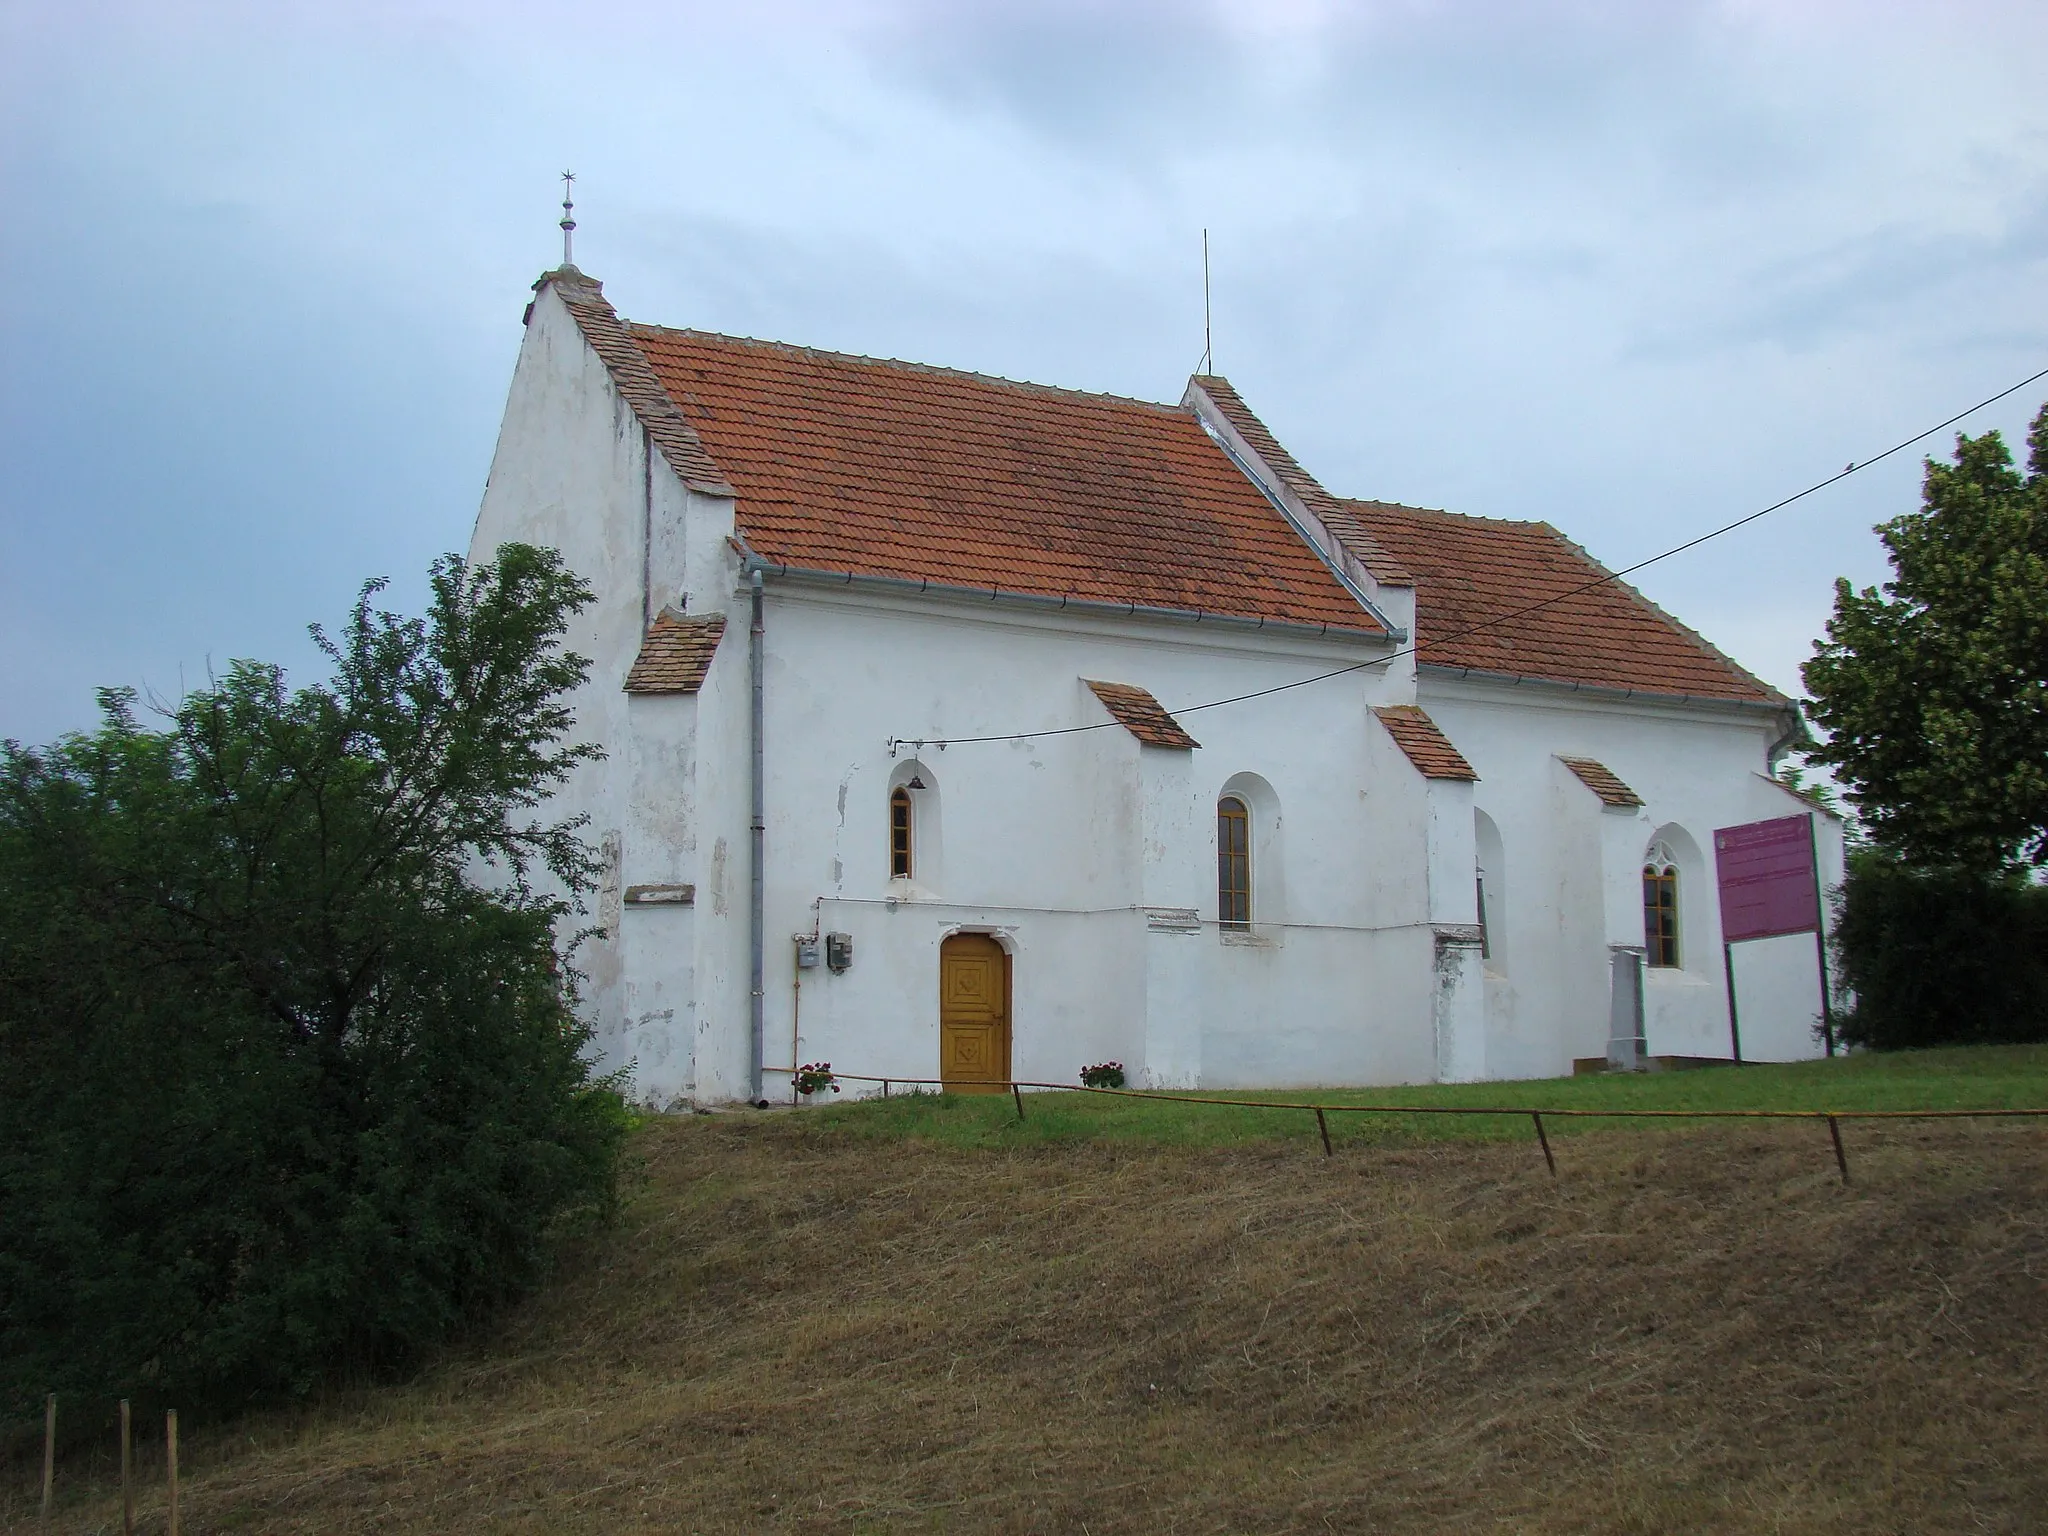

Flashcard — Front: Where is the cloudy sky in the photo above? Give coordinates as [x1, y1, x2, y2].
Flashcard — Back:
[3, 0, 2045, 745]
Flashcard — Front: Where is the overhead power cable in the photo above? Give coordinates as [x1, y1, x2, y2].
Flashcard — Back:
[898, 361, 2048, 749]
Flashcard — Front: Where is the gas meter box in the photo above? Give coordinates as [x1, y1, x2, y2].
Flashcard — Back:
[794, 935, 821, 969]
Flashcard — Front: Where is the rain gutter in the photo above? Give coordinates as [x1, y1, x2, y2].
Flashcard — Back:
[733, 544, 1395, 648]
[1419, 661, 1801, 739]
[747, 567, 766, 1107]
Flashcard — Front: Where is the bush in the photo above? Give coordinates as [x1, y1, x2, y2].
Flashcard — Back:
[1831, 852, 2048, 1050]
[0, 545, 627, 1421]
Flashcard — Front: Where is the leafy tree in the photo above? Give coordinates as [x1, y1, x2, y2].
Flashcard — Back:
[0, 544, 627, 1420]
[1802, 404, 2048, 873]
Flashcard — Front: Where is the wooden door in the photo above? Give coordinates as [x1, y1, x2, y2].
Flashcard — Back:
[939, 933, 1011, 1093]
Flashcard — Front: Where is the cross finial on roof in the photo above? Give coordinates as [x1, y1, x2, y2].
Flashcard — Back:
[559, 171, 577, 268]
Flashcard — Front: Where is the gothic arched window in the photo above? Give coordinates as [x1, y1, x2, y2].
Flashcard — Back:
[1643, 841, 1680, 968]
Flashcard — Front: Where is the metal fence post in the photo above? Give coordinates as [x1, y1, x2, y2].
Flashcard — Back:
[121, 1398, 133, 1536]
[40, 1393, 54, 1525]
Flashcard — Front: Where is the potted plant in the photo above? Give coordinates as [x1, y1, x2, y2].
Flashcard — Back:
[792, 1062, 841, 1097]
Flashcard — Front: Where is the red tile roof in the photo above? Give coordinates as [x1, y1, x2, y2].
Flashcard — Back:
[1559, 757, 1644, 808]
[624, 610, 726, 694]
[611, 322, 1383, 635]
[1085, 680, 1201, 750]
[541, 273, 1776, 704]
[1374, 705, 1477, 781]
[1343, 501, 1782, 706]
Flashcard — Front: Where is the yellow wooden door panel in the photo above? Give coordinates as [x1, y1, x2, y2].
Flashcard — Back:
[940, 934, 1010, 1093]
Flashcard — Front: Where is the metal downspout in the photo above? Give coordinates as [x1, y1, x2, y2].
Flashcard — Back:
[748, 568, 766, 1106]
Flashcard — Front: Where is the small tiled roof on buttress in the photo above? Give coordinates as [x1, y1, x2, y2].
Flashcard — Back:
[1343, 501, 1784, 706]
[1374, 705, 1477, 781]
[1559, 757, 1644, 808]
[624, 610, 726, 694]
[1085, 680, 1201, 750]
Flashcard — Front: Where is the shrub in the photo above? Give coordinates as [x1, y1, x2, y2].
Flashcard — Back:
[0, 545, 626, 1420]
[1830, 852, 2048, 1050]
[1079, 1062, 1127, 1089]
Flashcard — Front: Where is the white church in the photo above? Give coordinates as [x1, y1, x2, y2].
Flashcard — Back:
[469, 262, 1844, 1106]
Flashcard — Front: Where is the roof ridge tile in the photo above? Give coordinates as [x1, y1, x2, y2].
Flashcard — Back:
[1341, 497, 1551, 532]
[627, 323, 1188, 416]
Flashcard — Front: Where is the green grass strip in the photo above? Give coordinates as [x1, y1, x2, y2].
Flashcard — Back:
[797, 1044, 2048, 1151]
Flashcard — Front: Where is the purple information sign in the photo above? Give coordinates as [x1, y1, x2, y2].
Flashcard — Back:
[1713, 815, 1819, 944]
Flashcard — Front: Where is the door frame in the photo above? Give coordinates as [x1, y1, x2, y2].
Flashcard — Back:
[938, 928, 1013, 1092]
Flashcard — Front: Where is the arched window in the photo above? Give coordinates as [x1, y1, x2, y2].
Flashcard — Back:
[1643, 840, 1680, 968]
[1217, 795, 1251, 929]
[890, 786, 914, 879]
[1475, 808, 1506, 968]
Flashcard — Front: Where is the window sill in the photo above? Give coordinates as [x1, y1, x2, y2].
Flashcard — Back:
[1219, 929, 1282, 949]
[1645, 966, 1710, 988]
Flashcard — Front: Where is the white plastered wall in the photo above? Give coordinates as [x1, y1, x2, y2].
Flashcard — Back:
[467, 280, 738, 1103]
[731, 589, 1441, 1100]
[1420, 675, 1845, 1076]
[465, 280, 1841, 1101]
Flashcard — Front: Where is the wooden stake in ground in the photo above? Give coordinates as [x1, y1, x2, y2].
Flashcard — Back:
[120, 1399, 134, 1536]
[166, 1409, 179, 1536]
[40, 1393, 55, 1524]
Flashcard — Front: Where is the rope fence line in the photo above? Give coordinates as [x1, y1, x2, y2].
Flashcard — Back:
[820, 1073, 2048, 1186]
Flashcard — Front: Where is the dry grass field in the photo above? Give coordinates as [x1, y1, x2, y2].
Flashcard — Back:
[12, 1095, 2047, 1535]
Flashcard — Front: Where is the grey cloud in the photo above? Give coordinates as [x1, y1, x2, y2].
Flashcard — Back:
[1642, 183, 2048, 358]
[6, 0, 2048, 741]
